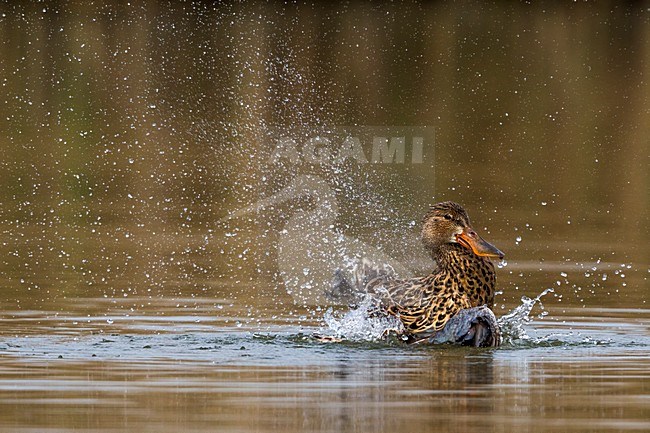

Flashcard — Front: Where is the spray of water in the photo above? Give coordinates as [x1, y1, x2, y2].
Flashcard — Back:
[319, 288, 558, 346]
[498, 288, 555, 345]
[322, 295, 405, 341]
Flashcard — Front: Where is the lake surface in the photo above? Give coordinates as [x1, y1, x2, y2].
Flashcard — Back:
[1, 2, 648, 432]
[1, 297, 649, 433]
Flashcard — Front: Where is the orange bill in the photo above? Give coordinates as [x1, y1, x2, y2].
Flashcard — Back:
[456, 227, 505, 259]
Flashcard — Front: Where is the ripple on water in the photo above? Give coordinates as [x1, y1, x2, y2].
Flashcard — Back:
[1, 288, 649, 365]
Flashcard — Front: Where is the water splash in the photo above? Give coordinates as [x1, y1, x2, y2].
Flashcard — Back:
[498, 288, 555, 345]
[322, 296, 405, 341]
[320, 287, 567, 347]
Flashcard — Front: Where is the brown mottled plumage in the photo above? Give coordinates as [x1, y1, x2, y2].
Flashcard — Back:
[366, 201, 504, 338]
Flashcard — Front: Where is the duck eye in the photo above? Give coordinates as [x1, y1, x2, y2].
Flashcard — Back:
[443, 214, 452, 220]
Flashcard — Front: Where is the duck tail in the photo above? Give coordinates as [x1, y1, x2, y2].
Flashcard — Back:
[327, 258, 397, 305]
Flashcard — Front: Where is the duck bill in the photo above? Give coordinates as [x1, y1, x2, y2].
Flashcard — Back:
[456, 227, 505, 259]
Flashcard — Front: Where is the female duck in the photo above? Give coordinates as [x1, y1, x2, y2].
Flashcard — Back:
[337, 201, 505, 346]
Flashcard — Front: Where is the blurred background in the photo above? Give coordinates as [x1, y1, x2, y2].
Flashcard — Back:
[0, 1, 647, 315]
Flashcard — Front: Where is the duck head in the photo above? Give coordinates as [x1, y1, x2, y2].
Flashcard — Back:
[421, 201, 504, 260]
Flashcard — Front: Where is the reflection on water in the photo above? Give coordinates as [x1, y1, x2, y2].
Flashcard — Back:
[1, 304, 650, 433]
[1, 1, 649, 432]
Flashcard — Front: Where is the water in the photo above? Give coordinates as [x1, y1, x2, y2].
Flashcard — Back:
[322, 295, 407, 342]
[1, 1, 649, 432]
[1, 296, 649, 432]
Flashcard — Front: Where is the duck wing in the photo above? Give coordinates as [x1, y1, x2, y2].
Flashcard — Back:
[411, 306, 501, 347]
[327, 258, 399, 305]
[379, 275, 471, 334]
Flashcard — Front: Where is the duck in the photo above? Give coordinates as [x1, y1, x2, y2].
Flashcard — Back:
[329, 201, 505, 347]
